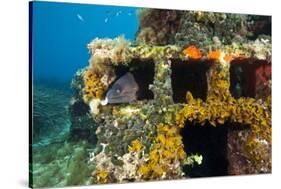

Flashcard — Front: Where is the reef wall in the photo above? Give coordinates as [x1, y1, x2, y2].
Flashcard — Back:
[70, 9, 271, 184]
[136, 9, 271, 51]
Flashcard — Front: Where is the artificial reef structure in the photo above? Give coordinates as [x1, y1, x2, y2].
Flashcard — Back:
[70, 9, 272, 184]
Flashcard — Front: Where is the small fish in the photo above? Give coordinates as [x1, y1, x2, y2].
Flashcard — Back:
[104, 18, 108, 23]
[116, 11, 122, 16]
[101, 73, 139, 105]
[77, 14, 84, 22]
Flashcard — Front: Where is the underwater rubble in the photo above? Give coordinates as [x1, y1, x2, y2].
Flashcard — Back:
[67, 10, 271, 184]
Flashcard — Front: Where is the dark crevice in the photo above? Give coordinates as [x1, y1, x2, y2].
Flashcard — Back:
[171, 60, 211, 103]
[181, 121, 228, 177]
[113, 59, 155, 100]
[69, 100, 97, 144]
[230, 59, 270, 99]
[69, 100, 90, 117]
[247, 16, 271, 40]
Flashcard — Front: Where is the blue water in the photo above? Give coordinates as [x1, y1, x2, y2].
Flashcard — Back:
[30, 1, 139, 145]
[31, 1, 139, 85]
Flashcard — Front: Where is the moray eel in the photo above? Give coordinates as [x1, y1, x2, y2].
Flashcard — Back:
[101, 72, 139, 105]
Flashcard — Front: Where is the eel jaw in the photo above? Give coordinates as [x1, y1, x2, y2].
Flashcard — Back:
[100, 97, 108, 106]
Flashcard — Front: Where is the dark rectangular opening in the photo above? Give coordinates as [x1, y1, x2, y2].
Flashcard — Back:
[181, 121, 252, 177]
[181, 121, 228, 177]
[230, 59, 271, 99]
[171, 60, 211, 103]
[114, 59, 155, 100]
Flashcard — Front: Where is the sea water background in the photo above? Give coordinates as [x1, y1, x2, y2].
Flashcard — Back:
[32, 1, 138, 142]
[32, 1, 138, 86]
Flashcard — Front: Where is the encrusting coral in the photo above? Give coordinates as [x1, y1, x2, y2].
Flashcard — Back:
[73, 41, 271, 183]
[92, 139, 147, 184]
[92, 123, 187, 183]
[136, 9, 183, 45]
[183, 45, 203, 60]
[82, 69, 106, 103]
[88, 36, 132, 68]
[68, 12, 271, 183]
[175, 61, 271, 173]
[137, 8, 272, 54]
[136, 27, 159, 45]
[128, 139, 144, 153]
[137, 123, 186, 180]
[207, 50, 221, 61]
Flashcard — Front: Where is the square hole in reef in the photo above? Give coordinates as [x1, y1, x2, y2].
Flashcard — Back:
[180, 121, 250, 177]
[181, 121, 228, 177]
[171, 60, 211, 103]
[113, 59, 155, 100]
[230, 59, 271, 99]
